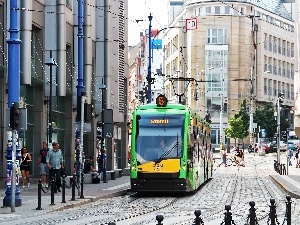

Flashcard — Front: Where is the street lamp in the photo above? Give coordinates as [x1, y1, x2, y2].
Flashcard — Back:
[99, 81, 106, 150]
[45, 51, 58, 146]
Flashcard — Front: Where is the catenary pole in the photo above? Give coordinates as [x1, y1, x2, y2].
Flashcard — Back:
[147, 13, 152, 103]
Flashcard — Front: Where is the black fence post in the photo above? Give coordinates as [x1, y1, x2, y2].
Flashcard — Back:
[61, 175, 66, 203]
[80, 172, 84, 199]
[71, 173, 76, 201]
[268, 198, 277, 225]
[36, 179, 43, 210]
[286, 195, 291, 225]
[50, 177, 55, 205]
[224, 204, 233, 225]
[193, 209, 204, 225]
[248, 201, 256, 225]
[156, 215, 164, 225]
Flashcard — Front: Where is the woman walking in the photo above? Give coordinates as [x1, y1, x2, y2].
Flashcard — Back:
[20, 147, 32, 189]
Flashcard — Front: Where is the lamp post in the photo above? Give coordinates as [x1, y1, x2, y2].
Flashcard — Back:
[277, 93, 284, 164]
[99, 81, 106, 150]
[45, 51, 57, 146]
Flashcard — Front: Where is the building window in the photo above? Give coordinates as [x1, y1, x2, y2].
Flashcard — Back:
[224, 6, 230, 14]
[215, 6, 220, 14]
[206, 6, 211, 14]
[207, 28, 227, 45]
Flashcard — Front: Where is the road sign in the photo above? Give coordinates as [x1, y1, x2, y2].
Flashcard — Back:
[261, 129, 266, 138]
[186, 18, 197, 30]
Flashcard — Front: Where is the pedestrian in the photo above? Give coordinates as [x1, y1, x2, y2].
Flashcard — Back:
[98, 148, 107, 183]
[287, 147, 293, 166]
[295, 148, 300, 168]
[84, 156, 100, 183]
[39, 142, 49, 187]
[239, 149, 245, 167]
[20, 147, 32, 189]
[46, 142, 64, 192]
[218, 147, 227, 167]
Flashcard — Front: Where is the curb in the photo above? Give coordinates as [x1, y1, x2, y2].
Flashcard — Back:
[47, 189, 128, 212]
[269, 175, 300, 199]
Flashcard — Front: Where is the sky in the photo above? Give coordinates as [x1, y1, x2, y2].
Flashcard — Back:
[128, 0, 169, 46]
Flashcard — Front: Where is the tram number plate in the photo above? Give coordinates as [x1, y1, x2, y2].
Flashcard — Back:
[153, 163, 163, 171]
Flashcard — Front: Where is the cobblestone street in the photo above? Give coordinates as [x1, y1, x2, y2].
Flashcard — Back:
[2, 152, 299, 225]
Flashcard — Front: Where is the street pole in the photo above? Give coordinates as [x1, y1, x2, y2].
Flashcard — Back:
[78, 92, 85, 196]
[75, 0, 84, 194]
[99, 80, 106, 150]
[277, 97, 281, 164]
[3, 0, 22, 208]
[250, 67, 254, 155]
[49, 50, 53, 145]
[147, 13, 153, 104]
[196, 64, 199, 113]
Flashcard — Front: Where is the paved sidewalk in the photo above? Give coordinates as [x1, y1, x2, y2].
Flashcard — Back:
[214, 151, 300, 198]
[0, 176, 130, 219]
[270, 154, 300, 199]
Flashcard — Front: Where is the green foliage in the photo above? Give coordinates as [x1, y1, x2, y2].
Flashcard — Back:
[233, 99, 249, 139]
[225, 117, 245, 145]
[253, 102, 290, 138]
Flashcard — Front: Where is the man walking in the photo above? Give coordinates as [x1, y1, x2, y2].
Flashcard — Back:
[39, 142, 49, 187]
[287, 147, 294, 166]
[98, 148, 107, 183]
[46, 142, 64, 192]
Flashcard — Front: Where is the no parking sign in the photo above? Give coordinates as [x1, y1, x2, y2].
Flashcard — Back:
[186, 18, 197, 30]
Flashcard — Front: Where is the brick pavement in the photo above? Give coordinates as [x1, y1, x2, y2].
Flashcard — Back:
[0, 176, 130, 219]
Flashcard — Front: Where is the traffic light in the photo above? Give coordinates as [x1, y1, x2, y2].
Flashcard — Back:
[281, 131, 287, 142]
[278, 93, 284, 105]
[273, 133, 277, 142]
[9, 105, 19, 130]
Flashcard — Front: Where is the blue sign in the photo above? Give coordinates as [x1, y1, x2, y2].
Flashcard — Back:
[261, 129, 266, 138]
[152, 39, 162, 49]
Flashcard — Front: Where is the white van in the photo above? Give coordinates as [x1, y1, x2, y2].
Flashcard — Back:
[288, 130, 300, 148]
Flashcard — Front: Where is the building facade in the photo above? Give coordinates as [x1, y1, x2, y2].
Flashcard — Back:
[0, 0, 128, 182]
[163, 0, 296, 148]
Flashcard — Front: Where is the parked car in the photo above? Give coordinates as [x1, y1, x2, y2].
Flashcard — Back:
[269, 141, 287, 152]
[269, 141, 277, 152]
[286, 141, 296, 151]
[279, 141, 287, 151]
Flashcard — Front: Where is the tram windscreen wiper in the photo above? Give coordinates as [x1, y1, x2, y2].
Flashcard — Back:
[155, 141, 179, 164]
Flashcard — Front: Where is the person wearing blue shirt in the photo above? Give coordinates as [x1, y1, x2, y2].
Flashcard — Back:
[98, 148, 107, 183]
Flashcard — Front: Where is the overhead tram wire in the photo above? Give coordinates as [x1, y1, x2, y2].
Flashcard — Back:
[12, 4, 192, 100]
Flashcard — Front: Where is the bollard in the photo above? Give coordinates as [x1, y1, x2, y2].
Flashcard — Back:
[36, 179, 43, 210]
[268, 198, 277, 225]
[224, 204, 233, 225]
[248, 201, 257, 225]
[50, 177, 55, 205]
[156, 214, 164, 225]
[282, 164, 286, 175]
[80, 172, 84, 199]
[71, 173, 76, 201]
[286, 195, 291, 225]
[61, 175, 66, 203]
[193, 209, 204, 225]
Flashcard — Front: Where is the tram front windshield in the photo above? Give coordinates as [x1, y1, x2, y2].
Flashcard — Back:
[135, 114, 184, 164]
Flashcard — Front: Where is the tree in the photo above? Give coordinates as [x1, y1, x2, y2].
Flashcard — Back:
[233, 99, 249, 140]
[253, 103, 290, 139]
[225, 117, 245, 146]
